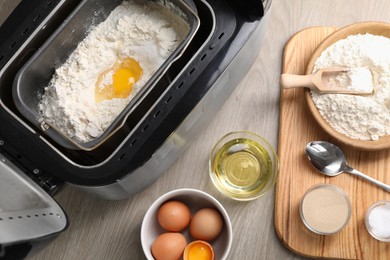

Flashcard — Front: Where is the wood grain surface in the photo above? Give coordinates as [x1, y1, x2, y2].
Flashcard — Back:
[1, 0, 390, 259]
[276, 26, 390, 259]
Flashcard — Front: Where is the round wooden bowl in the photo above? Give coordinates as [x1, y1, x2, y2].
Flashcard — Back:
[305, 21, 390, 151]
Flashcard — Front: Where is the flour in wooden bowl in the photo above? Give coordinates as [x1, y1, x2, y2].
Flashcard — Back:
[39, 0, 189, 143]
[312, 33, 390, 141]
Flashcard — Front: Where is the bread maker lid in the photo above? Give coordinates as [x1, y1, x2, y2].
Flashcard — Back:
[0, 152, 68, 246]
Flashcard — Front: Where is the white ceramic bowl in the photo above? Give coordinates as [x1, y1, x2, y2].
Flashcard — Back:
[141, 188, 233, 260]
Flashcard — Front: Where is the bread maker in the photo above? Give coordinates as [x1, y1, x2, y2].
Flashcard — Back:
[0, 0, 270, 256]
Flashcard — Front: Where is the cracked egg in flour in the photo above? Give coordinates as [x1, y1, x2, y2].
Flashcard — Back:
[38, 0, 189, 144]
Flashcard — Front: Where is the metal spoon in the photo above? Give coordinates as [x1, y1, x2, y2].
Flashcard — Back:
[305, 141, 390, 192]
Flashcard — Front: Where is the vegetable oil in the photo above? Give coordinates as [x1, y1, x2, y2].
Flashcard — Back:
[211, 137, 273, 200]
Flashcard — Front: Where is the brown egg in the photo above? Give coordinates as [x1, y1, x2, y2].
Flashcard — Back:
[190, 208, 224, 241]
[151, 232, 187, 260]
[158, 200, 191, 231]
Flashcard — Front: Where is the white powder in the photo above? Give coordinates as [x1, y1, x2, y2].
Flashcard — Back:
[39, 0, 189, 143]
[367, 202, 390, 239]
[327, 67, 374, 93]
[312, 33, 390, 141]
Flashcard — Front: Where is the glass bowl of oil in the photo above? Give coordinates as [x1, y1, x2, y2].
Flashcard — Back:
[209, 131, 279, 201]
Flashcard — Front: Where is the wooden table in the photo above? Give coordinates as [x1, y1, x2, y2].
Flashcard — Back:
[2, 1, 390, 259]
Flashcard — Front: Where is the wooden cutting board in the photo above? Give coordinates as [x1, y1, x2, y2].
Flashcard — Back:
[275, 26, 390, 259]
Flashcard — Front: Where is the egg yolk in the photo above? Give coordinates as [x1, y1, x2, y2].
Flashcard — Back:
[95, 57, 143, 102]
[186, 242, 213, 260]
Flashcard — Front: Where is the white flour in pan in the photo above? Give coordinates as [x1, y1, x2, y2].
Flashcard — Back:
[312, 33, 390, 141]
[39, 0, 189, 143]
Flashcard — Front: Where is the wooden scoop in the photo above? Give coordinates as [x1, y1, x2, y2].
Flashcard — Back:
[281, 67, 374, 94]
